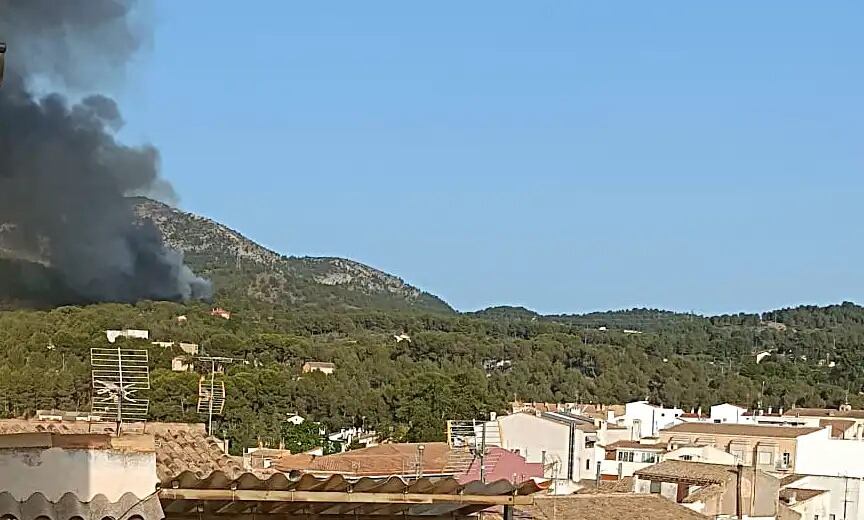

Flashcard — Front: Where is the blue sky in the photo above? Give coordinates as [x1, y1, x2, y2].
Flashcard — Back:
[118, 2, 863, 315]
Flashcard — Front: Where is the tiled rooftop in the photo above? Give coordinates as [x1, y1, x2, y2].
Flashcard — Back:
[784, 407, 864, 419]
[0, 419, 244, 482]
[634, 460, 734, 485]
[275, 442, 473, 477]
[513, 494, 708, 520]
[662, 422, 822, 438]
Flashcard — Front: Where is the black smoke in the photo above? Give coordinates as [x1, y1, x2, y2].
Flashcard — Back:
[0, 0, 211, 304]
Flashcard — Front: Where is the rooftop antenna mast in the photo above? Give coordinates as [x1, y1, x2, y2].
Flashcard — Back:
[197, 356, 234, 435]
[90, 348, 151, 432]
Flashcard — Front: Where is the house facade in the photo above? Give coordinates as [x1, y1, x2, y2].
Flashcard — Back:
[659, 422, 828, 474]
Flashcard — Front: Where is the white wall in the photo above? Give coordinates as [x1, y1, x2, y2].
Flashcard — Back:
[786, 475, 864, 520]
[623, 401, 683, 438]
[666, 445, 736, 465]
[709, 404, 747, 423]
[497, 413, 602, 486]
[796, 433, 864, 477]
[0, 446, 158, 501]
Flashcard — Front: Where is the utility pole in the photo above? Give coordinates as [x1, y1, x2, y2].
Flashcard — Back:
[479, 421, 487, 483]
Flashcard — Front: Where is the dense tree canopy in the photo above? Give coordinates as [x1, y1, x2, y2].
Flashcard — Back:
[1, 300, 863, 453]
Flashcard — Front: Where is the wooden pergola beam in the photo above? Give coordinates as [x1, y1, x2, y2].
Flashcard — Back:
[164, 515, 475, 520]
[159, 489, 533, 506]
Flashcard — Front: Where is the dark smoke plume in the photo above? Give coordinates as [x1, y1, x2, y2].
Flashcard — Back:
[0, 0, 212, 304]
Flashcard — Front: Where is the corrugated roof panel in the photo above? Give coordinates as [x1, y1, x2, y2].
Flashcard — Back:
[0, 492, 163, 520]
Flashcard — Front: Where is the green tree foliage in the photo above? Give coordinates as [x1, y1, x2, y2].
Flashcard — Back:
[1, 301, 864, 453]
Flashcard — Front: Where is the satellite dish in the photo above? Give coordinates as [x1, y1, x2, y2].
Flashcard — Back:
[90, 348, 150, 425]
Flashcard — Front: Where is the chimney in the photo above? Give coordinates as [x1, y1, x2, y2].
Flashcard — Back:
[779, 407, 784, 415]
[607, 411, 615, 422]
[787, 490, 797, 505]
[697, 407, 702, 417]
[768, 407, 773, 415]
[490, 411, 497, 421]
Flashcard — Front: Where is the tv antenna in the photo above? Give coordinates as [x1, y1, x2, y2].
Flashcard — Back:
[90, 348, 150, 429]
[197, 356, 234, 434]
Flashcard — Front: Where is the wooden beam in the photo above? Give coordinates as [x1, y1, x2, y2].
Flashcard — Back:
[165, 514, 474, 520]
[160, 489, 533, 506]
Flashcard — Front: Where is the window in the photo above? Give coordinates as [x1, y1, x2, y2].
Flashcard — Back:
[829, 515, 836, 520]
[617, 451, 635, 462]
[586, 459, 591, 470]
[649, 481, 662, 494]
[782, 452, 791, 467]
[757, 451, 773, 465]
[814, 515, 819, 520]
[642, 452, 658, 463]
[680, 454, 693, 461]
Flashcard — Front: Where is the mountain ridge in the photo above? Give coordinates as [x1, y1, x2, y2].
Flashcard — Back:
[132, 197, 452, 312]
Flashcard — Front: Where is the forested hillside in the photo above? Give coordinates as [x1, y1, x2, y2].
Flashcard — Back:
[1, 300, 863, 453]
[132, 198, 451, 313]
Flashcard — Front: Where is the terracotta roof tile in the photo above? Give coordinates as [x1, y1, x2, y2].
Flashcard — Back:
[635, 461, 734, 485]
[0, 419, 245, 482]
[514, 494, 708, 520]
[577, 477, 634, 494]
[780, 488, 828, 503]
[605, 440, 667, 451]
[662, 422, 822, 438]
[819, 419, 855, 438]
[275, 442, 471, 477]
[784, 407, 864, 419]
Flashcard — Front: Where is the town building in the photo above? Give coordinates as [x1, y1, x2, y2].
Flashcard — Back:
[210, 307, 231, 319]
[633, 460, 782, 518]
[659, 422, 828, 474]
[302, 361, 336, 375]
[105, 329, 149, 343]
[0, 418, 538, 520]
[494, 411, 630, 492]
[782, 405, 864, 439]
[617, 401, 684, 438]
[780, 474, 864, 520]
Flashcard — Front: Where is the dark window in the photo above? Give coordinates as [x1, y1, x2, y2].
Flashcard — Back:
[649, 481, 662, 494]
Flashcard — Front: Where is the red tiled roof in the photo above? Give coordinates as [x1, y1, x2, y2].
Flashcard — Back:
[458, 447, 543, 484]
[780, 488, 828, 503]
[819, 418, 855, 438]
[784, 407, 864, 419]
[605, 440, 667, 451]
[275, 442, 472, 477]
[514, 494, 709, 520]
[0, 419, 244, 482]
[662, 422, 822, 438]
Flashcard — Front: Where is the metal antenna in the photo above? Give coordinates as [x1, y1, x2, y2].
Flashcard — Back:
[90, 348, 150, 430]
[197, 356, 234, 434]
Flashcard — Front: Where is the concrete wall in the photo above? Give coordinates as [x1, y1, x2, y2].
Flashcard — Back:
[0, 436, 158, 501]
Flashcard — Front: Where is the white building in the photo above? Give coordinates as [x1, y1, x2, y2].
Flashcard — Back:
[105, 329, 149, 343]
[781, 475, 864, 520]
[496, 411, 629, 492]
[286, 414, 306, 425]
[618, 401, 684, 438]
[709, 403, 747, 424]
